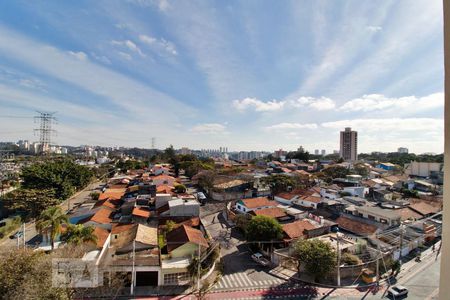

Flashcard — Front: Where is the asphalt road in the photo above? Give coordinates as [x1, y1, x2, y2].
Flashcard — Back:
[200, 205, 289, 292]
[0, 180, 103, 250]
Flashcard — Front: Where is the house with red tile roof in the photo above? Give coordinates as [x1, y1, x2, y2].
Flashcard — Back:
[152, 175, 176, 187]
[282, 219, 317, 242]
[250, 207, 290, 222]
[235, 197, 278, 214]
[166, 225, 208, 258]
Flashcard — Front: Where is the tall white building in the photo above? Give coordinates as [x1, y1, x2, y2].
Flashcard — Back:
[340, 127, 358, 161]
[398, 147, 409, 154]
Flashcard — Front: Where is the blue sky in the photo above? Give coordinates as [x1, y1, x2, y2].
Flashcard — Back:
[0, 0, 444, 153]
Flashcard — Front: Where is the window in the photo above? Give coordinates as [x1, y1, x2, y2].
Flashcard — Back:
[164, 272, 190, 285]
[368, 215, 375, 220]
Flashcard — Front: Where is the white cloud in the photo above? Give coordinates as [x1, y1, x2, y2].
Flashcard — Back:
[126, 0, 170, 11]
[118, 51, 132, 61]
[321, 118, 443, 133]
[265, 123, 318, 130]
[233, 96, 335, 112]
[111, 40, 145, 57]
[291, 96, 336, 110]
[233, 97, 285, 112]
[139, 34, 177, 55]
[68, 51, 88, 61]
[340, 93, 443, 112]
[0, 25, 195, 121]
[191, 123, 228, 135]
[366, 26, 382, 33]
[90, 52, 111, 65]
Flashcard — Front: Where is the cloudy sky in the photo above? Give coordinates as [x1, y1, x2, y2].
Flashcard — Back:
[0, 0, 444, 154]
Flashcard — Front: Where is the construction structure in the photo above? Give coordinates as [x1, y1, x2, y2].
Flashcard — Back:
[34, 111, 57, 154]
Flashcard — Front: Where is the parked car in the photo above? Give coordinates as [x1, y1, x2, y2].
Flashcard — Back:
[197, 192, 207, 205]
[388, 285, 408, 298]
[251, 252, 270, 266]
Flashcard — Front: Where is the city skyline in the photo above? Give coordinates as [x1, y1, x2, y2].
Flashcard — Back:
[0, 1, 444, 153]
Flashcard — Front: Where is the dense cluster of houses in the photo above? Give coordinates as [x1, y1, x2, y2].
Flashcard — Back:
[63, 164, 211, 288]
[227, 159, 442, 262]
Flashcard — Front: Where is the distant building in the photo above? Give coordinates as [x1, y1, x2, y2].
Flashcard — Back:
[405, 161, 442, 177]
[180, 147, 191, 155]
[398, 147, 409, 154]
[274, 149, 287, 159]
[340, 127, 358, 161]
[333, 150, 339, 154]
[321, 149, 326, 156]
[314, 149, 319, 155]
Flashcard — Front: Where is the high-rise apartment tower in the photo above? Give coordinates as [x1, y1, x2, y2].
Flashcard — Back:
[340, 127, 358, 161]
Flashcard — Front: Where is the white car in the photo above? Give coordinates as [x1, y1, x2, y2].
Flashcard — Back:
[388, 285, 408, 298]
[251, 252, 270, 266]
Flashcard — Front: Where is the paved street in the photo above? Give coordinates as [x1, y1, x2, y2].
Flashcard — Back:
[0, 180, 103, 250]
[200, 204, 288, 293]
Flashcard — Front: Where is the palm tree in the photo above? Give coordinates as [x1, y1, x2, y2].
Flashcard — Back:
[36, 206, 68, 250]
[62, 224, 98, 246]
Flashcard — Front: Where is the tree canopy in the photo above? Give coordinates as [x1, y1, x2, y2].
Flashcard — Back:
[2, 188, 59, 219]
[36, 206, 69, 250]
[62, 224, 97, 246]
[22, 159, 94, 200]
[245, 215, 283, 242]
[261, 174, 298, 194]
[293, 239, 336, 281]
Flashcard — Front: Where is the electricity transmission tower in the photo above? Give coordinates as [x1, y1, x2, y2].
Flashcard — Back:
[34, 111, 57, 154]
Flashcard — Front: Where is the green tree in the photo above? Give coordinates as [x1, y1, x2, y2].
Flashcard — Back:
[165, 220, 176, 233]
[293, 239, 336, 282]
[36, 206, 69, 250]
[245, 215, 283, 242]
[235, 214, 250, 233]
[352, 163, 369, 177]
[62, 224, 97, 246]
[174, 184, 187, 193]
[2, 188, 59, 219]
[0, 249, 70, 299]
[262, 174, 297, 194]
[322, 165, 350, 180]
[22, 159, 94, 200]
[341, 252, 361, 265]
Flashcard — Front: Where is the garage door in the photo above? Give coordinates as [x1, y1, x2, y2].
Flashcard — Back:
[136, 271, 158, 286]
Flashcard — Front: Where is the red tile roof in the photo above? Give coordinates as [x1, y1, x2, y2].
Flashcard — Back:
[89, 208, 113, 224]
[300, 195, 321, 204]
[93, 227, 110, 248]
[98, 188, 126, 201]
[240, 197, 278, 209]
[132, 207, 151, 218]
[335, 216, 378, 235]
[166, 225, 208, 252]
[253, 207, 287, 219]
[156, 185, 175, 194]
[282, 220, 317, 240]
[408, 201, 441, 216]
[112, 223, 136, 234]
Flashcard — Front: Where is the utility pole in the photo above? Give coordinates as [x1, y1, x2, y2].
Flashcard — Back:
[376, 236, 380, 285]
[336, 229, 341, 286]
[197, 244, 201, 293]
[399, 225, 405, 265]
[130, 240, 135, 295]
[22, 223, 26, 249]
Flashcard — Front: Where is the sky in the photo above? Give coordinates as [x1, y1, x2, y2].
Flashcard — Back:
[0, 0, 444, 154]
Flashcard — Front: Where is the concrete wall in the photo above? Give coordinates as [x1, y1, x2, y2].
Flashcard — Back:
[170, 242, 198, 259]
[440, 2, 450, 298]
